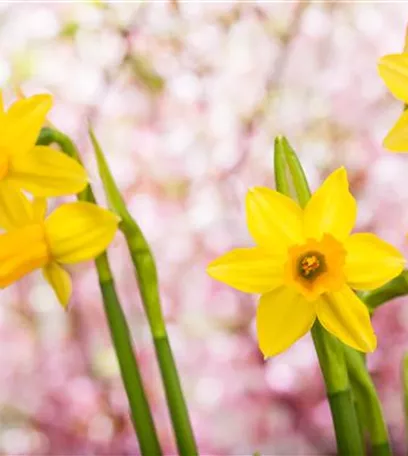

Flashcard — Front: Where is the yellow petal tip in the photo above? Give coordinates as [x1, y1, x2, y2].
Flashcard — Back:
[43, 262, 72, 308]
[323, 167, 349, 188]
[365, 334, 377, 353]
[354, 327, 377, 354]
[377, 53, 408, 103]
[334, 166, 347, 180]
[206, 260, 219, 278]
[377, 55, 388, 68]
[382, 114, 408, 152]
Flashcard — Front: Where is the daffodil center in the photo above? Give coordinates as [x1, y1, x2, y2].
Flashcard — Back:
[284, 234, 346, 301]
[297, 251, 326, 280]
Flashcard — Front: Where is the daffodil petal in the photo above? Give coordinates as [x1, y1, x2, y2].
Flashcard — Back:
[9, 146, 88, 197]
[344, 233, 405, 290]
[256, 286, 316, 357]
[45, 202, 119, 264]
[317, 285, 376, 353]
[246, 187, 303, 253]
[7, 93, 51, 118]
[32, 198, 47, 222]
[207, 247, 284, 294]
[0, 91, 4, 113]
[378, 53, 408, 103]
[0, 182, 34, 230]
[304, 167, 357, 241]
[0, 224, 49, 287]
[43, 262, 72, 308]
[383, 110, 408, 152]
[2, 94, 52, 155]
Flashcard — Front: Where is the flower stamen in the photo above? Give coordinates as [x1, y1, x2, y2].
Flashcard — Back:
[298, 251, 326, 280]
[300, 255, 319, 276]
[284, 234, 346, 300]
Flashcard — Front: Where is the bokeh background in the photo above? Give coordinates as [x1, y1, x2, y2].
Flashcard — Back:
[0, 1, 408, 455]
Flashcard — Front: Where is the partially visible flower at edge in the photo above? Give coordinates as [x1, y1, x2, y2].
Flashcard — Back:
[207, 168, 405, 357]
[0, 91, 88, 228]
[0, 188, 119, 307]
[378, 52, 408, 152]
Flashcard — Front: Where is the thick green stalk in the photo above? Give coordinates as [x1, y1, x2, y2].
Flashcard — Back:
[89, 128, 198, 456]
[312, 323, 364, 455]
[361, 271, 408, 311]
[275, 136, 365, 455]
[344, 346, 391, 455]
[95, 255, 162, 456]
[37, 128, 162, 456]
[372, 443, 395, 456]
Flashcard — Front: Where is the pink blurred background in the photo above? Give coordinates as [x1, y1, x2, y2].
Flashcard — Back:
[0, 2, 408, 455]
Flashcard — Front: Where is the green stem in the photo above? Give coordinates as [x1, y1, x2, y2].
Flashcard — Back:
[361, 271, 408, 311]
[372, 443, 393, 456]
[153, 335, 196, 453]
[312, 323, 364, 455]
[89, 128, 198, 456]
[96, 256, 162, 455]
[329, 391, 365, 454]
[123, 220, 198, 456]
[344, 345, 391, 455]
[37, 128, 162, 456]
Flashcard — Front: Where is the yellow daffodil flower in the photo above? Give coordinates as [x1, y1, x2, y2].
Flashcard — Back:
[0, 91, 88, 202]
[0, 191, 119, 307]
[207, 168, 405, 356]
[378, 53, 408, 151]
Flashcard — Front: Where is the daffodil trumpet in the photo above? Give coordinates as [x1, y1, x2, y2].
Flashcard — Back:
[35, 127, 162, 456]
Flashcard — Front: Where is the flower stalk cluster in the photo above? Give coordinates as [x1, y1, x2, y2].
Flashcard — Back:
[37, 126, 198, 456]
[36, 127, 163, 455]
[89, 128, 198, 456]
